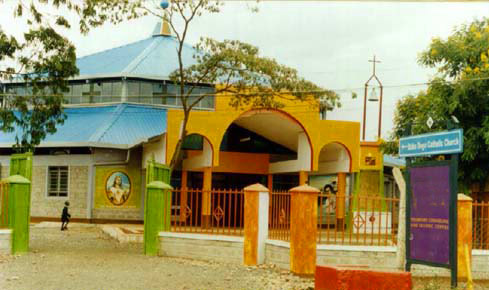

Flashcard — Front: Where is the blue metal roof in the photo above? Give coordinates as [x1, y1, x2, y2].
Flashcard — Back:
[383, 155, 406, 167]
[0, 104, 167, 148]
[76, 33, 198, 79]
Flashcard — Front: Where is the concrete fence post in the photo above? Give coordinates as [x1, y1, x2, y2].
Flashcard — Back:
[290, 184, 319, 275]
[243, 183, 269, 266]
[144, 180, 173, 256]
[393, 167, 407, 270]
[6, 175, 31, 254]
[457, 193, 472, 281]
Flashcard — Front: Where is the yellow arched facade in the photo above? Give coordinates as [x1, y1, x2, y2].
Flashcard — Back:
[166, 94, 360, 173]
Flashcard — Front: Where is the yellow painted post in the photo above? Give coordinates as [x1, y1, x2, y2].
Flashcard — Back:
[299, 171, 308, 185]
[457, 193, 472, 281]
[202, 167, 212, 228]
[243, 183, 269, 266]
[290, 184, 319, 275]
[336, 172, 346, 229]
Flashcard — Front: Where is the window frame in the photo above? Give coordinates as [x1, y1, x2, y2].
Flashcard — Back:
[46, 166, 70, 199]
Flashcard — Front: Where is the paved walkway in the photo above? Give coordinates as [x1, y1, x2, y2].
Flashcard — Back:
[0, 224, 313, 290]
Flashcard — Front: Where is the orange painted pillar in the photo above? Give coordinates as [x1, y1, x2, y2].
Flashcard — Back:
[336, 172, 347, 229]
[243, 183, 269, 266]
[180, 171, 188, 222]
[202, 167, 212, 228]
[290, 184, 319, 275]
[299, 171, 308, 185]
[267, 174, 273, 192]
[457, 194, 472, 281]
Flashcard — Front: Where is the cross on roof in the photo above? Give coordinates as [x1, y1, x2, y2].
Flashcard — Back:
[368, 55, 381, 75]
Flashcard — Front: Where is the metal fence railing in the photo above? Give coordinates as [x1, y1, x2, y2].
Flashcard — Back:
[473, 201, 489, 250]
[169, 188, 244, 236]
[267, 191, 400, 246]
[165, 187, 489, 250]
[167, 186, 401, 246]
[317, 193, 399, 246]
[0, 182, 9, 228]
[268, 190, 291, 241]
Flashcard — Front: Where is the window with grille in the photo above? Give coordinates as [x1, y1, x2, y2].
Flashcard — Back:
[48, 166, 68, 197]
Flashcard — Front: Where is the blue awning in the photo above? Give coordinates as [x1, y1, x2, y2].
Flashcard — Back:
[0, 103, 167, 149]
[383, 155, 406, 167]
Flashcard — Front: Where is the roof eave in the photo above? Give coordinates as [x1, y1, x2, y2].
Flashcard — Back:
[0, 142, 130, 149]
[69, 73, 172, 81]
[0, 133, 166, 150]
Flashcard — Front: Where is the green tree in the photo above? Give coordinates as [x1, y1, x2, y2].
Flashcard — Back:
[1, 0, 340, 168]
[0, 1, 139, 152]
[137, 0, 340, 170]
[384, 18, 489, 186]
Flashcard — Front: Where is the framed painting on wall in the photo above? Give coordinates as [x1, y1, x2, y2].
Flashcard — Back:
[105, 171, 131, 206]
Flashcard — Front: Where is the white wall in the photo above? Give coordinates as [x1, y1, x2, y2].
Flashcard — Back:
[269, 132, 311, 173]
[142, 135, 166, 168]
[0, 154, 92, 166]
[182, 137, 212, 170]
[315, 143, 350, 175]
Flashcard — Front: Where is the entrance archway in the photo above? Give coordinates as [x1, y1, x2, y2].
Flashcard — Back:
[216, 109, 313, 191]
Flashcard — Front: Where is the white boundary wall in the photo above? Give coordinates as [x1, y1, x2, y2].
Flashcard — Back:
[158, 233, 489, 279]
[159, 232, 244, 264]
[0, 229, 11, 254]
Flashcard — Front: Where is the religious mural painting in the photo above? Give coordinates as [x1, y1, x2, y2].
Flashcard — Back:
[310, 175, 351, 227]
[105, 171, 131, 206]
[94, 166, 141, 209]
[310, 175, 339, 195]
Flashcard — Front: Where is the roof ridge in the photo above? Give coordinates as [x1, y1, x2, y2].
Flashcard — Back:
[123, 37, 162, 74]
[77, 37, 153, 61]
[88, 104, 127, 143]
[123, 103, 168, 111]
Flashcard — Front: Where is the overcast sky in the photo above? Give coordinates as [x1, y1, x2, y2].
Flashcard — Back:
[2, 1, 489, 140]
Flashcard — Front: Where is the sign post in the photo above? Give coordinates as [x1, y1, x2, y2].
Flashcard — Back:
[400, 129, 463, 288]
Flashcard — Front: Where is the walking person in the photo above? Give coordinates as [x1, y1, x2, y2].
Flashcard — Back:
[61, 201, 71, 231]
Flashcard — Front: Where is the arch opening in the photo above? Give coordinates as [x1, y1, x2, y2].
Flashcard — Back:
[315, 142, 352, 175]
[309, 142, 353, 229]
[215, 109, 313, 191]
[171, 133, 214, 189]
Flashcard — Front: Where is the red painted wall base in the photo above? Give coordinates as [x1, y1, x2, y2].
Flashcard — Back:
[315, 265, 412, 290]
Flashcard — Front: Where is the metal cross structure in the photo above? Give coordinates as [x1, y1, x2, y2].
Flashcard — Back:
[362, 55, 384, 141]
[369, 55, 381, 75]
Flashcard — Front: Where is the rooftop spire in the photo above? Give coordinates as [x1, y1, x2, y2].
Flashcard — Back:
[152, 21, 171, 37]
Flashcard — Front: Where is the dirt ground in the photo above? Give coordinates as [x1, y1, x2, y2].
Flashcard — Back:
[1, 224, 488, 290]
[0, 224, 314, 290]
[413, 277, 489, 290]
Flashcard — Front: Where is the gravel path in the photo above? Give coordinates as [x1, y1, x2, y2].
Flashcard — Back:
[0, 224, 314, 290]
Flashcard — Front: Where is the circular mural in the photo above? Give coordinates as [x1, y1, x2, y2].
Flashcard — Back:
[105, 171, 131, 206]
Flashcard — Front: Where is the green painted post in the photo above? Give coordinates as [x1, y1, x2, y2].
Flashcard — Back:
[9, 152, 33, 181]
[6, 175, 31, 254]
[347, 172, 361, 233]
[379, 157, 387, 211]
[146, 160, 171, 184]
[144, 180, 172, 256]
